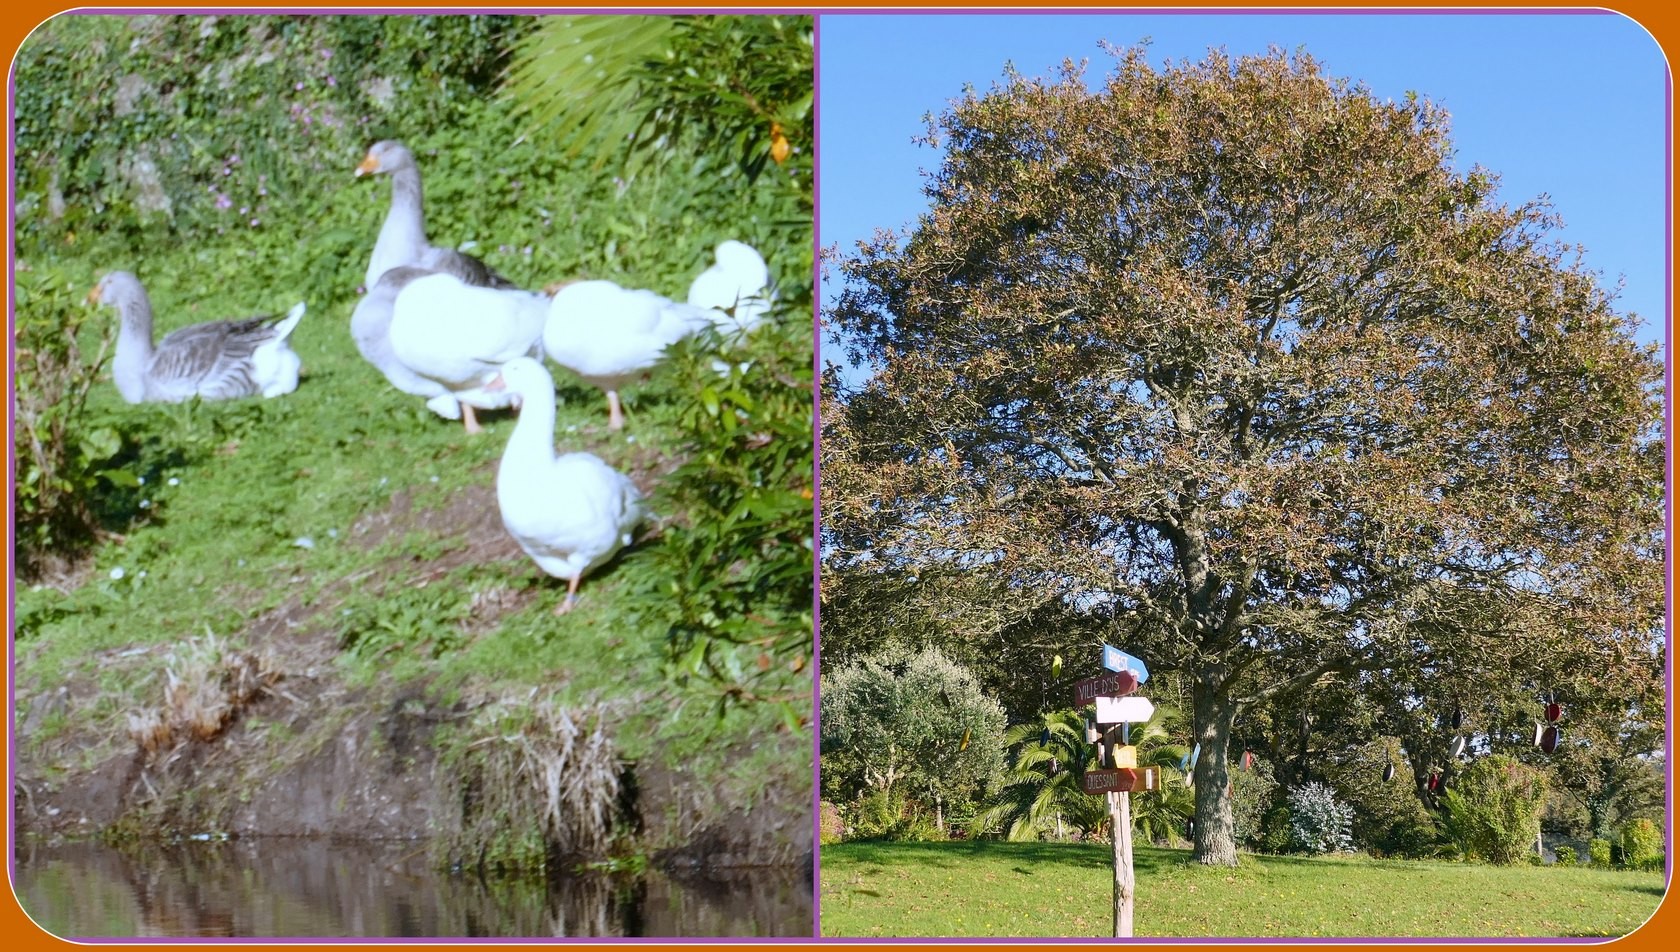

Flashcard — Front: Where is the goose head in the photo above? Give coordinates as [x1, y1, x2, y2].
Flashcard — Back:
[87, 271, 150, 325]
[354, 140, 416, 178]
[484, 356, 554, 411]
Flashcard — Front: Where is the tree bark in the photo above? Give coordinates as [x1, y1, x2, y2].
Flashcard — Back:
[1191, 673, 1241, 866]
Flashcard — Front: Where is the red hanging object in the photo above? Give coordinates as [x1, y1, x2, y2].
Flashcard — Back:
[1545, 701, 1563, 723]
[1242, 750, 1254, 771]
[1427, 771, 1441, 792]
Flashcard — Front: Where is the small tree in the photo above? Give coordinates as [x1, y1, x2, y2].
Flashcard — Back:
[1618, 818, 1662, 871]
[820, 647, 1006, 823]
[1287, 782, 1354, 854]
[1440, 755, 1548, 865]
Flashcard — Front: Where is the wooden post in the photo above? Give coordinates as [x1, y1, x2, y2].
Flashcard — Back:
[1110, 789, 1135, 937]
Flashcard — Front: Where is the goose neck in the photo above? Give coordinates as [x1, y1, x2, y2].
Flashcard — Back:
[111, 298, 155, 404]
[503, 388, 559, 467]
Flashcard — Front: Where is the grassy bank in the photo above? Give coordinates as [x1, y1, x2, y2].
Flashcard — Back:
[819, 841, 1667, 938]
[12, 13, 813, 868]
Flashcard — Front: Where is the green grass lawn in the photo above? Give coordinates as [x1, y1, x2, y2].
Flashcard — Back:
[820, 841, 1667, 939]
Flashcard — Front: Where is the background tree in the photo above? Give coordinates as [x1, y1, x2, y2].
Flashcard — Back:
[820, 647, 1007, 827]
[821, 44, 1664, 866]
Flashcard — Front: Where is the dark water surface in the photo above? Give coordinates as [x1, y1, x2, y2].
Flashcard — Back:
[13, 838, 814, 938]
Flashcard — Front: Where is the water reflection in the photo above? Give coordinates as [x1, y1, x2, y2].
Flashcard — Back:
[13, 838, 812, 938]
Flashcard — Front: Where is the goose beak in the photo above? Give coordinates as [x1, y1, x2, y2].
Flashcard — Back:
[354, 154, 380, 177]
[85, 284, 103, 305]
[485, 373, 506, 393]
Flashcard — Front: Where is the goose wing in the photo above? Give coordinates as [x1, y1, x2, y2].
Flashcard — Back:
[149, 314, 294, 401]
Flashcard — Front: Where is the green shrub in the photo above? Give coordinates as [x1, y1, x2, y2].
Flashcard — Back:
[848, 789, 909, 840]
[1287, 782, 1355, 854]
[1589, 838, 1612, 866]
[819, 801, 844, 846]
[12, 265, 132, 576]
[1440, 755, 1548, 865]
[896, 810, 945, 843]
[1618, 818, 1662, 871]
[1230, 755, 1278, 849]
[1259, 805, 1295, 854]
[1554, 845, 1577, 866]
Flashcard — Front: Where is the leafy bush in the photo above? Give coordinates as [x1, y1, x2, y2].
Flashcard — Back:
[1287, 782, 1355, 854]
[1441, 755, 1548, 865]
[627, 317, 813, 725]
[1229, 754, 1278, 849]
[1258, 805, 1295, 854]
[1589, 837, 1612, 866]
[1618, 818, 1662, 871]
[1554, 845, 1577, 866]
[848, 788, 909, 840]
[12, 264, 133, 575]
[819, 800, 844, 846]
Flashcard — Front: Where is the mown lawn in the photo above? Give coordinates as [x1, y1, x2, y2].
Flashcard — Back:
[820, 841, 1667, 939]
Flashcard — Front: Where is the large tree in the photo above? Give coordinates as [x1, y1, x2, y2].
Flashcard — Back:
[821, 46, 1664, 865]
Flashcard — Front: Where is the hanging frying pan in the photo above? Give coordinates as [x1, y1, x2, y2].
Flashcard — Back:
[1451, 707, 1465, 730]
[1382, 762, 1396, 782]
[1449, 735, 1468, 760]
[1540, 724, 1562, 755]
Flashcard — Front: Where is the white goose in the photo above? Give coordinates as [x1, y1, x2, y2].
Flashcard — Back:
[90, 271, 305, 404]
[542, 280, 718, 430]
[385, 272, 549, 433]
[350, 265, 452, 402]
[686, 239, 775, 337]
[354, 140, 516, 291]
[487, 357, 643, 615]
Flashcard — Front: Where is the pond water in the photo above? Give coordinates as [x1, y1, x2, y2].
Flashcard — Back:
[12, 838, 814, 938]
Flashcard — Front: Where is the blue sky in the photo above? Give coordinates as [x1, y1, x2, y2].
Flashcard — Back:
[817, 10, 1670, 354]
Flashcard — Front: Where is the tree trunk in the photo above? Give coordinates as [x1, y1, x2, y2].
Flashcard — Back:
[1191, 674, 1241, 866]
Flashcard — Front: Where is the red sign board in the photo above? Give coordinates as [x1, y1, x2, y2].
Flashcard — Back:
[1082, 767, 1159, 795]
[1073, 670, 1139, 706]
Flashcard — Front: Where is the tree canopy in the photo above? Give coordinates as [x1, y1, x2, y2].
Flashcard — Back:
[821, 45, 1664, 865]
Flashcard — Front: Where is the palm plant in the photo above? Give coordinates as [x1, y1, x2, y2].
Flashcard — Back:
[1125, 705, 1198, 846]
[500, 15, 812, 181]
[973, 710, 1106, 841]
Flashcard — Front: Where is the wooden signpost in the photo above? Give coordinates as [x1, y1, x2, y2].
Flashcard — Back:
[1074, 670, 1139, 706]
[1077, 645, 1154, 938]
[1082, 767, 1160, 795]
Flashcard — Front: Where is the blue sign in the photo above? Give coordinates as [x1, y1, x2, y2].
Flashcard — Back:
[1101, 645, 1150, 683]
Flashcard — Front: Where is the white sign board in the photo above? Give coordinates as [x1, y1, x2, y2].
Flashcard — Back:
[1096, 696, 1155, 724]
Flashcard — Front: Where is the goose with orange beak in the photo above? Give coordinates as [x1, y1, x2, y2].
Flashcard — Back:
[486, 357, 643, 614]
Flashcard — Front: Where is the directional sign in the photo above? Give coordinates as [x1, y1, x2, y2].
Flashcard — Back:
[1073, 670, 1139, 706]
[1096, 695, 1155, 725]
[1101, 645, 1150, 683]
[1083, 767, 1160, 795]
